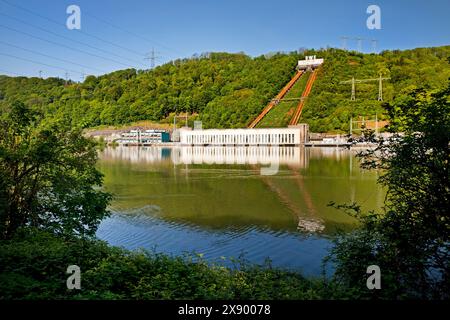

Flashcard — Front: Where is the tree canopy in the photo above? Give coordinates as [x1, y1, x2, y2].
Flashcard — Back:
[0, 46, 449, 132]
[327, 81, 450, 299]
[0, 101, 111, 239]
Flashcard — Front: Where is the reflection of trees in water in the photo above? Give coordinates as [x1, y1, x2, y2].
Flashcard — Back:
[100, 146, 356, 170]
[109, 204, 162, 221]
[99, 146, 377, 235]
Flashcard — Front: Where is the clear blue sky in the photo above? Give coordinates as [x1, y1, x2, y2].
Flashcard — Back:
[0, 0, 449, 80]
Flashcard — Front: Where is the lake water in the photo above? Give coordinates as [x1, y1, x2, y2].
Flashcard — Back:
[96, 146, 384, 276]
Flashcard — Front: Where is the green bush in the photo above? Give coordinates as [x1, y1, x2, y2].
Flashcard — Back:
[326, 82, 450, 299]
[0, 228, 326, 300]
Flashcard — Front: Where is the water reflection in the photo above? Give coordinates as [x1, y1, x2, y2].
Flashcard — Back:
[101, 145, 354, 168]
[102, 145, 305, 166]
[97, 146, 384, 273]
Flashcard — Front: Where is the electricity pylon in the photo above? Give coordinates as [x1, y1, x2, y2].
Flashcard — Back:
[340, 74, 390, 101]
[145, 48, 161, 69]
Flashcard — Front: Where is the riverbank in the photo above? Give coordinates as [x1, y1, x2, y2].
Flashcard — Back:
[0, 229, 333, 300]
[85, 124, 380, 149]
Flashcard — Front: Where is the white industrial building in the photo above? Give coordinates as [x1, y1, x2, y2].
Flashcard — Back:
[297, 55, 324, 70]
[179, 125, 309, 146]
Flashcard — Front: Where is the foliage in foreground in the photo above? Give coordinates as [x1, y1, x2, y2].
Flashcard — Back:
[1, 80, 448, 301]
[0, 228, 324, 300]
[0, 102, 111, 239]
[326, 81, 450, 299]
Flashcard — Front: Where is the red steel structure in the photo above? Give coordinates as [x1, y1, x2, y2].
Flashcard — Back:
[248, 71, 304, 128]
[289, 69, 318, 126]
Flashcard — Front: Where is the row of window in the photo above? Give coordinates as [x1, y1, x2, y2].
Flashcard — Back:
[185, 133, 299, 145]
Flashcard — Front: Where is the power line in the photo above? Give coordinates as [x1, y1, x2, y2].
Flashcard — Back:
[340, 36, 379, 53]
[83, 11, 186, 58]
[0, 40, 107, 73]
[0, 52, 85, 76]
[0, 24, 138, 69]
[340, 75, 390, 101]
[0, 11, 147, 68]
[0, 0, 148, 59]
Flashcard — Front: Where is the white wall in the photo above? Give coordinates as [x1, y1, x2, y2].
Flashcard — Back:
[179, 126, 309, 146]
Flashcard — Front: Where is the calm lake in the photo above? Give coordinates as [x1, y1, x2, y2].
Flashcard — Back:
[96, 146, 384, 275]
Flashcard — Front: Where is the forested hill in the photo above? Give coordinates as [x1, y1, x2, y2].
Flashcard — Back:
[1, 46, 449, 132]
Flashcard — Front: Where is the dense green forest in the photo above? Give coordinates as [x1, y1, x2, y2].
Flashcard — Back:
[1, 82, 448, 300]
[0, 46, 449, 132]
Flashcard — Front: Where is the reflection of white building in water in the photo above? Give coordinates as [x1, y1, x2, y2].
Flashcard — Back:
[101, 146, 313, 168]
[101, 146, 169, 163]
[179, 125, 309, 146]
[172, 146, 308, 168]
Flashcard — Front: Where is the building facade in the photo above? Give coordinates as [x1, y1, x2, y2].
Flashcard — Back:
[179, 125, 309, 146]
[119, 130, 170, 144]
[297, 55, 324, 70]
